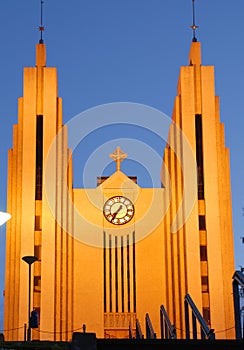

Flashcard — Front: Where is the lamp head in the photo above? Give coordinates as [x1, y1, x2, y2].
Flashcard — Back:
[22, 256, 38, 265]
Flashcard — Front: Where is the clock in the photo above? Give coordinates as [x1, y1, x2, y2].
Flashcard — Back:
[103, 196, 134, 225]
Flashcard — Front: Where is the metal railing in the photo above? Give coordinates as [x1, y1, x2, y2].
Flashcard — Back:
[160, 305, 176, 339]
[233, 270, 244, 339]
[145, 313, 156, 339]
[136, 318, 143, 339]
[184, 294, 215, 340]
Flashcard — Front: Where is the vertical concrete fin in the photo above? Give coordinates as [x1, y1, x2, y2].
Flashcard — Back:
[36, 43, 46, 67]
[189, 41, 201, 66]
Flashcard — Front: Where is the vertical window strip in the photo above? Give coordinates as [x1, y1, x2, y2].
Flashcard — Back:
[121, 236, 124, 313]
[133, 231, 136, 312]
[103, 231, 106, 312]
[115, 236, 118, 313]
[35, 115, 43, 200]
[109, 234, 112, 312]
[195, 114, 204, 200]
[127, 235, 130, 312]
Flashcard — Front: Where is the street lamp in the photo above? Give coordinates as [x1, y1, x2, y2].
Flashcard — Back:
[0, 211, 11, 226]
[22, 256, 38, 342]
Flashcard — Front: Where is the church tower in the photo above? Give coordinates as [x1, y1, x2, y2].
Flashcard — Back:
[163, 40, 235, 338]
[4, 42, 74, 340]
[4, 15, 235, 341]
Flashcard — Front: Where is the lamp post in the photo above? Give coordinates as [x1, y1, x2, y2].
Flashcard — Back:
[22, 256, 37, 342]
[0, 212, 11, 226]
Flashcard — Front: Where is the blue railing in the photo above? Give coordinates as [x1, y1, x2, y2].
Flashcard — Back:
[233, 270, 244, 339]
[184, 294, 215, 340]
[145, 313, 156, 339]
[160, 305, 176, 339]
[136, 318, 144, 339]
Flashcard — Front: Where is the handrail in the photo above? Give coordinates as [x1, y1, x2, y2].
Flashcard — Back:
[160, 305, 176, 339]
[184, 294, 215, 340]
[136, 318, 143, 339]
[233, 270, 244, 288]
[145, 313, 156, 339]
[233, 270, 244, 339]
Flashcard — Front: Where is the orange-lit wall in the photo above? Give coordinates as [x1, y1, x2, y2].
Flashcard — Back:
[4, 41, 235, 341]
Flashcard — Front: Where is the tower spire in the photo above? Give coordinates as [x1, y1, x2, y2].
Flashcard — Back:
[190, 0, 198, 42]
[39, 0, 44, 43]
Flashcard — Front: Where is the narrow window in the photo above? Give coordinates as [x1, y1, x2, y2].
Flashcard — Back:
[199, 215, 206, 230]
[35, 116, 43, 200]
[121, 237, 124, 313]
[195, 114, 204, 199]
[34, 245, 41, 261]
[103, 232, 106, 312]
[200, 246, 208, 261]
[133, 231, 136, 313]
[109, 235, 112, 312]
[127, 235, 130, 312]
[115, 236, 118, 313]
[203, 307, 211, 324]
[35, 216, 41, 231]
[201, 276, 209, 292]
[34, 276, 41, 292]
[34, 307, 40, 325]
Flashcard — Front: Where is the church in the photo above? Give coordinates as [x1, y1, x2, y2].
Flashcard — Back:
[4, 12, 235, 341]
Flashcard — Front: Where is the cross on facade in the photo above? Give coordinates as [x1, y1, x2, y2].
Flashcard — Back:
[109, 146, 127, 171]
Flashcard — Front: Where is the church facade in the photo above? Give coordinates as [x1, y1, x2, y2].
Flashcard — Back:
[4, 39, 235, 340]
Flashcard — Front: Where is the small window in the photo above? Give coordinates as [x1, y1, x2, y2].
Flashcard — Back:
[35, 216, 41, 231]
[201, 276, 209, 292]
[34, 307, 40, 325]
[200, 246, 208, 261]
[199, 215, 206, 230]
[34, 246, 41, 261]
[34, 276, 41, 292]
[203, 307, 210, 324]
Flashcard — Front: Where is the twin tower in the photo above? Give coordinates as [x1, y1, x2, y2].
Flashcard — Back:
[4, 38, 235, 340]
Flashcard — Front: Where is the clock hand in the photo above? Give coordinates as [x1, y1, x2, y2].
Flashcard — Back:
[112, 205, 123, 219]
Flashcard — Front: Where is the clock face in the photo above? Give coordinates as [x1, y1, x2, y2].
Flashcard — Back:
[103, 196, 134, 225]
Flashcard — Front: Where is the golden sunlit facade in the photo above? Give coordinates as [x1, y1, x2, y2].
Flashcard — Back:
[4, 40, 235, 341]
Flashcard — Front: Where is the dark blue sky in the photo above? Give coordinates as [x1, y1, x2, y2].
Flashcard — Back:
[0, 0, 243, 331]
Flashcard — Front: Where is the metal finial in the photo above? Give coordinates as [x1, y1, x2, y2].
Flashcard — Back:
[39, 0, 44, 43]
[190, 0, 199, 42]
